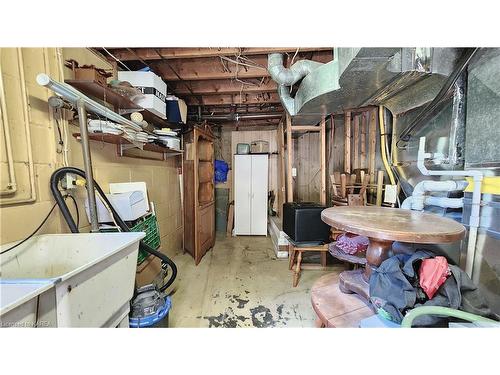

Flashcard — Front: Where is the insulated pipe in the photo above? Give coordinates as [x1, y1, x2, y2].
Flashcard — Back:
[268, 53, 323, 115]
[268, 53, 323, 86]
[77, 99, 99, 232]
[417, 136, 483, 278]
[36, 73, 142, 132]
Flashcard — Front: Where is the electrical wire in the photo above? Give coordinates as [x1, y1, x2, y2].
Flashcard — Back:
[378, 106, 396, 186]
[102, 47, 132, 71]
[65, 194, 80, 228]
[0, 202, 58, 255]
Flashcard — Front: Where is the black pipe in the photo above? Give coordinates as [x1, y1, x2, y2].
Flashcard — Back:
[50, 167, 177, 292]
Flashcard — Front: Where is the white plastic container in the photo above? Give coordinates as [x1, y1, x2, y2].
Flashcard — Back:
[118, 71, 167, 119]
[0, 232, 145, 327]
[84, 191, 149, 223]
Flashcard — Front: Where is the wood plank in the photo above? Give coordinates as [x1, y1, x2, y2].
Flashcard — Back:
[320, 117, 326, 205]
[360, 111, 367, 169]
[368, 109, 377, 184]
[286, 113, 293, 202]
[278, 118, 286, 217]
[185, 92, 280, 106]
[107, 47, 334, 61]
[344, 111, 351, 174]
[353, 114, 360, 170]
[376, 170, 384, 206]
[170, 78, 277, 96]
[226, 203, 234, 237]
[291, 125, 321, 132]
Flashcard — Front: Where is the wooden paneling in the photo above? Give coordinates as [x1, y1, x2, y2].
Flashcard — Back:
[295, 131, 321, 203]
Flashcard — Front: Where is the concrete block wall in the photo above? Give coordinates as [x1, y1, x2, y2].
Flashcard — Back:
[0, 48, 182, 257]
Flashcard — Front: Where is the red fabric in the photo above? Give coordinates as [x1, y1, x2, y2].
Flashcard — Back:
[335, 233, 369, 255]
[419, 256, 451, 299]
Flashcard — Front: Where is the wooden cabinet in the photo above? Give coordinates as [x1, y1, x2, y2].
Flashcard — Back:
[183, 127, 215, 265]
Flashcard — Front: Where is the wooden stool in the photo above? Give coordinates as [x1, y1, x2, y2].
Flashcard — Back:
[288, 243, 329, 287]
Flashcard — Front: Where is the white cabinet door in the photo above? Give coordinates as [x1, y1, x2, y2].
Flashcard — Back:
[250, 155, 268, 235]
[234, 155, 252, 235]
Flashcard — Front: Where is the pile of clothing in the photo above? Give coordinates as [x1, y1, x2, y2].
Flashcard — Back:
[334, 232, 369, 255]
[369, 250, 498, 326]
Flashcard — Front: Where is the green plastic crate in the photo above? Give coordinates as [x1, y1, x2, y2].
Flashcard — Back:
[131, 213, 161, 265]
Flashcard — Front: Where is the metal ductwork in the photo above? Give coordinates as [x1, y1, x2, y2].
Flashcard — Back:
[268, 48, 464, 125]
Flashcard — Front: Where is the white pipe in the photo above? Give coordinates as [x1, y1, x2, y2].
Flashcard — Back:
[0, 53, 17, 195]
[36, 73, 142, 132]
[405, 179, 469, 211]
[402, 196, 464, 210]
[417, 136, 483, 277]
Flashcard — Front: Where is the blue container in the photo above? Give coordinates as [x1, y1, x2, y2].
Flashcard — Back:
[129, 295, 171, 328]
[166, 100, 182, 123]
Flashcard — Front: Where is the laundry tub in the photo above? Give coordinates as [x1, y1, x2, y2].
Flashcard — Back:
[0, 232, 144, 327]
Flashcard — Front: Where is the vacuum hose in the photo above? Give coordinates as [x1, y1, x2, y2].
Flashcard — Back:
[50, 167, 177, 292]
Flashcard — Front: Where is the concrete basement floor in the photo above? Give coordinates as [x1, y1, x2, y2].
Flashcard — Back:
[167, 234, 346, 328]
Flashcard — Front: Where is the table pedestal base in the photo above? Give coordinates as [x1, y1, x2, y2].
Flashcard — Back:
[339, 268, 370, 303]
[338, 238, 394, 305]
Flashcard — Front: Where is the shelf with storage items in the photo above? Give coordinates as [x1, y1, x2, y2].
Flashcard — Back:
[65, 79, 181, 129]
[183, 126, 215, 265]
[72, 132, 182, 161]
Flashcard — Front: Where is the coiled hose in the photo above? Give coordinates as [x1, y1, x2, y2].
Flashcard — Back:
[50, 167, 177, 292]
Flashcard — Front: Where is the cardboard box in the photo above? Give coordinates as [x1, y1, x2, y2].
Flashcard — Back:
[75, 66, 108, 86]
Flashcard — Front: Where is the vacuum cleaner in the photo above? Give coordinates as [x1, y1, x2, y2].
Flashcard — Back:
[50, 167, 177, 328]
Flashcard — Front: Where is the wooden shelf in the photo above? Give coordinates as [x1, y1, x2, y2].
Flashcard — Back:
[72, 132, 183, 159]
[65, 79, 178, 129]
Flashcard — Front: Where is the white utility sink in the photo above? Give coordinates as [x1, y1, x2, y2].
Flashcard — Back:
[0, 232, 145, 328]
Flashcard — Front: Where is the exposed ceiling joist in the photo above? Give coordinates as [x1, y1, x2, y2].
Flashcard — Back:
[152, 51, 333, 81]
[107, 47, 333, 61]
[185, 92, 281, 106]
[169, 78, 277, 96]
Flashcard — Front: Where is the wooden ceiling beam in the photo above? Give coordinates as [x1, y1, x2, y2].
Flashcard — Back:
[185, 92, 281, 106]
[104, 47, 333, 61]
[169, 78, 277, 96]
[152, 51, 333, 81]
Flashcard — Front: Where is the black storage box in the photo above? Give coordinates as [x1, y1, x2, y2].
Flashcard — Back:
[283, 202, 330, 244]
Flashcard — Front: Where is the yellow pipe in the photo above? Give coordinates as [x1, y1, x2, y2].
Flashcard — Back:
[379, 106, 396, 185]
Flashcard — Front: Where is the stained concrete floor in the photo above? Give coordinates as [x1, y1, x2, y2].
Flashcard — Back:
[167, 234, 345, 327]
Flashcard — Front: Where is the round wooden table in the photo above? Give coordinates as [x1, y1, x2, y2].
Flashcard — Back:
[321, 206, 466, 302]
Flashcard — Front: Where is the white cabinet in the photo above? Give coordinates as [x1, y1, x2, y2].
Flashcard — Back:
[234, 154, 268, 235]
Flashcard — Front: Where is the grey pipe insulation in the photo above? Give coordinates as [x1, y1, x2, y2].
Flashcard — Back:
[268, 53, 324, 115]
[49, 167, 177, 293]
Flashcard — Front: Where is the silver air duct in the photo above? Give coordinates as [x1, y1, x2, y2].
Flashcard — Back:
[268, 53, 324, 116]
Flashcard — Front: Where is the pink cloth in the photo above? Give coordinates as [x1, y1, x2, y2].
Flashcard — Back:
[335, 233, 369, 255]
[419, 256, 451, 299]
